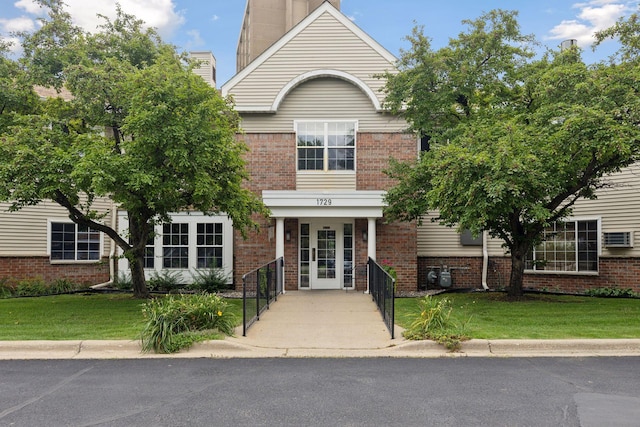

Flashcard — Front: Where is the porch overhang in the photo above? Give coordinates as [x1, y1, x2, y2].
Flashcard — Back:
[262, 190, 386, 218]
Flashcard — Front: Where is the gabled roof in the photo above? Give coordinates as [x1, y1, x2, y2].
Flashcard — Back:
[221, 1, 397, 98]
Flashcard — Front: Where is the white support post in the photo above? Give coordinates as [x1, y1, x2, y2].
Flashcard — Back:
[366, 217, 377, 294]
[275, 217, 285, 293]
[367, 217, 376, 261]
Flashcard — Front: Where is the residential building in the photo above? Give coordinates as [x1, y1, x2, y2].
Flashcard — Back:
[2, 1, 639, 295]
[222, 0, 416, 291]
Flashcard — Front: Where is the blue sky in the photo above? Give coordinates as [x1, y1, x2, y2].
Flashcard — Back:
[1, 0, 639, 86]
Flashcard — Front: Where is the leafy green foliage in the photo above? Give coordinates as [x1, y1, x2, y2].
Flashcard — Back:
[585, 287, 639, 298]
[382, 9, 640, 297]
[141, 293, 237, 353]
[49, 278, 78, 294]
[0, 0, 268, 298]
[402, 296, 469, 350]
[147, 270, 182, 293]
[0, 277, 83, 298]
[189, 269, 231, 293]
[113, 273, 133, 291]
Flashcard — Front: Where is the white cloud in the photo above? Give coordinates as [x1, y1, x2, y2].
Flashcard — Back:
[211, 15, 219, 22]
[3, 0, 186, 56]
[547, 1, 636, 46]
[0, 16, 36, 33]
[184, 29, 204, 49]
[14, 0, 45, 15]
[12, 0, 186, 38]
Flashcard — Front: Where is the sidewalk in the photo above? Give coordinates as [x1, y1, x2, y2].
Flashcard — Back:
[1, 291, 640, 359]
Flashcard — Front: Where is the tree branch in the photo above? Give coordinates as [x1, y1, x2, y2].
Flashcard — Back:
[53, 189, 131, 251]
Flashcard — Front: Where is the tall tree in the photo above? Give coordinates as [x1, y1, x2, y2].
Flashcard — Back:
[0, 44, 39, 128]
[0, 1, 267, 297]
[382, 10, 640, 297]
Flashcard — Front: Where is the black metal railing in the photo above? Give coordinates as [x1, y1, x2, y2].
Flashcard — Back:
[242, 257, 284, 336]
[368, 257, 395, 339]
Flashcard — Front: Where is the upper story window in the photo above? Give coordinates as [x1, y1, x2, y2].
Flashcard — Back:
[525, 219, 599, 273]
[50, 222, 101, 262]
[296, 121, 356, 171]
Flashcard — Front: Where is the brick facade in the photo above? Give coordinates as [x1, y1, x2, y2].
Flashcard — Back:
[0, 256, 110, 286]
[232, 131, 418, 291]
[356, 132, 417, 190]
[419, 256, 640, 294]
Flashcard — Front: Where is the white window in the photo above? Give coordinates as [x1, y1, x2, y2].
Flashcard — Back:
[196, 223, 223, 268]
[117, 212, 234, 284]
[526, 219, 599, 272]
[296, 121, 356, 171]
[49, 222, 101, 262]
[162, 223, 189, 269]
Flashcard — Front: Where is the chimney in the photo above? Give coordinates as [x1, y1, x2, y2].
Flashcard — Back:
[190, 51, 217, 88]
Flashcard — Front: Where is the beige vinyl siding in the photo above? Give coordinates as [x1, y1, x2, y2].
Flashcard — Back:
[572, 163, 640, 257]
[297, 171, 356, 190]
[417, 163, 640, 258]
[228, 11, 396, 110]
[0, 198, 114, 257]
[417, 214, 484, 257]
[240, 78, 405, 133]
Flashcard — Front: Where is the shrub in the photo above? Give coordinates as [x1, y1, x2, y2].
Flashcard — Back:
[148, 270, 182, 293]
[113, 272, 133, 291]
[380, 259, 397, 281]
[49, 278, 76, 295]
[0, 279, 13, 299]
[403, 296, 470, 351]
[585, 287, 639, 298]
[189, 269, 231, 293]
[141, 293, 236, 353]
[14, 278, 48, 297]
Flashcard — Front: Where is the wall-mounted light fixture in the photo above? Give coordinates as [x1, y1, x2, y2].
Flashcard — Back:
[362, 230, 367, 242]
[286, 230, 291, 241]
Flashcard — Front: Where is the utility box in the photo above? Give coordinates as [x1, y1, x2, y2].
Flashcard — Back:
[439, 270, 452, 288]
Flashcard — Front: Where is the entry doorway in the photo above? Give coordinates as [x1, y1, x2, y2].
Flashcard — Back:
[299, 220, 354, 290]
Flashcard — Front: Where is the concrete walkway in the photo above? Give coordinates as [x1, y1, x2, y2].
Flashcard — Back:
[1, 290, 640, 359]
[225, 290, 404, 355]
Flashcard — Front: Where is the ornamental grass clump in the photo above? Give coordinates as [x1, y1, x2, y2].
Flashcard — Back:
[403, 295, 470, 351]
[141, 293, 236, 353]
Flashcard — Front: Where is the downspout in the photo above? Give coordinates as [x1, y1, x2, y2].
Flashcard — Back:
[481, 230, 489, 290]
[91, 208, 117, 289]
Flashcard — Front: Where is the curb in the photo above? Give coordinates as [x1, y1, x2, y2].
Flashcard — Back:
[1, 339, 640, 359]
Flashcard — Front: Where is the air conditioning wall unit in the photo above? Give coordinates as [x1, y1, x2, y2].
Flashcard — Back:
[603, 231, 633, 248]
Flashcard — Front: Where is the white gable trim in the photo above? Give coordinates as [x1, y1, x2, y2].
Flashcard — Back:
[221, 2, 397, 95]
[233, 70, 382, 113]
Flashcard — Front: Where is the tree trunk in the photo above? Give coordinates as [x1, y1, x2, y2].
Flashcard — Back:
[129, 253, 149, 298]
[128, 215, 150, 299]
[507, 242, 528, 297]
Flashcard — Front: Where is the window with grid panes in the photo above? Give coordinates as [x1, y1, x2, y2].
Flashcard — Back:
[197, 223, 223, 268]
[297, 121, 355, 171]
[162, 223, 189, 268]
[50, 222, 101, 261]
[525, 220, 598, 272]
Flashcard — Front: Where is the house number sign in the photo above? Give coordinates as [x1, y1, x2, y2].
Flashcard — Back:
[316, 198, 333, 206]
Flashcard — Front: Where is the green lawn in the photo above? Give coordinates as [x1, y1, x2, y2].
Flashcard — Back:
[1, 291, 639, 340]
[395, 292, 640, 339]
[0, 293, 243, 340]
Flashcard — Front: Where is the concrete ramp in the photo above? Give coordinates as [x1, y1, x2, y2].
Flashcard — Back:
[230, 290, 404, 351]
